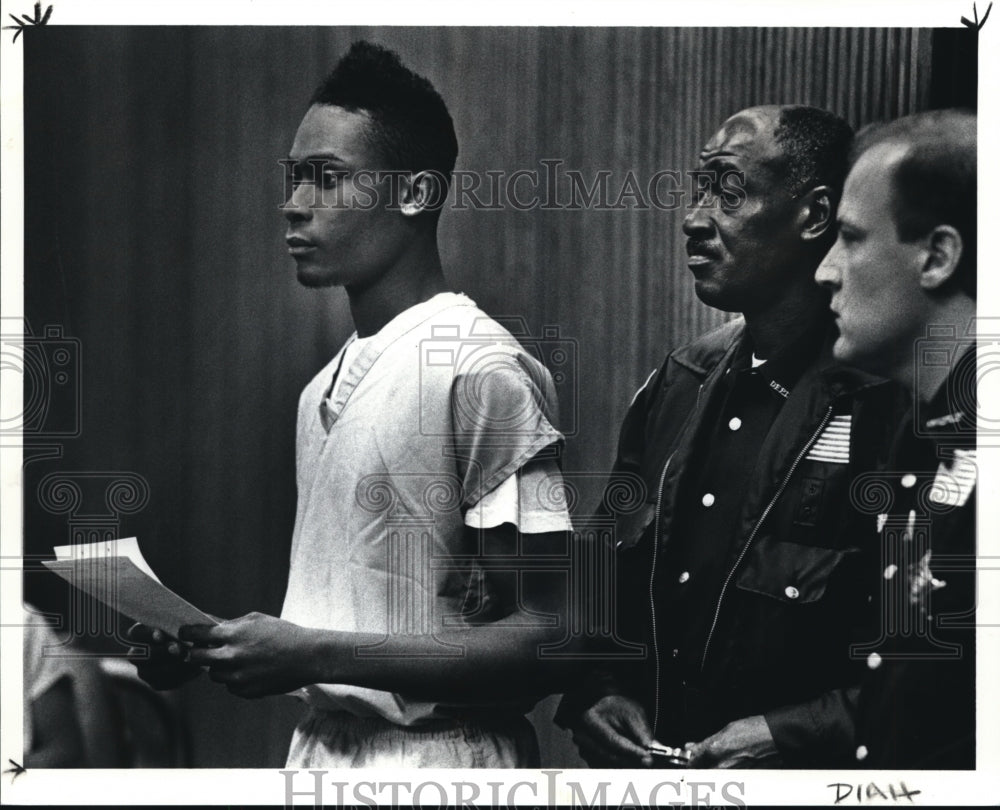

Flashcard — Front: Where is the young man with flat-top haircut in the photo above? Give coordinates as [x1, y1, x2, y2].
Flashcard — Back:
[127, 41, 574, 769]
[558, 105, 904, 769]
[816, 109, 977, 768]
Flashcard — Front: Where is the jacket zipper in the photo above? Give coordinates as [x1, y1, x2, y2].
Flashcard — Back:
[698, 404, 835, 673]
[648, 382, 704, 738]
[648, 450, 673, 739]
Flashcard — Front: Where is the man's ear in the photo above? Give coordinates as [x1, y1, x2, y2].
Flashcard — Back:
[919, 225, 964, 291]
[798, 185, 835, 242]
[399, 170, 445, 217]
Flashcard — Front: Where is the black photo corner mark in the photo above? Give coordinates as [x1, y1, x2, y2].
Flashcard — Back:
[4, 758, 26, 782]
[961, 0, 992, 29]
[3, 1, 53, 43]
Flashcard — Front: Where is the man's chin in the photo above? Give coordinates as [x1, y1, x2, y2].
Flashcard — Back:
[832, 334, 855, 363]
[692, 280, 741, 314]
[296, 267, 340, 289]
[832, 334, 879, 374]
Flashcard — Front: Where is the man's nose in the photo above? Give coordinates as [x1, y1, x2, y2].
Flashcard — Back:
[282, 183, 315, 222]
[815, 245, 841, 289]
[682, 200, 713, 238]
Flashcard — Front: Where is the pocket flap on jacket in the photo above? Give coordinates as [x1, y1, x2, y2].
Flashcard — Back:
[614, 502, 656, 551]
[734, 536, 848, 604]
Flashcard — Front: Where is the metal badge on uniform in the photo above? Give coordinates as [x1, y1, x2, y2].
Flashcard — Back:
[805, 413, 852, 464]
[768, 379, 791, 398]
[925, 410, 965, 430]
[908, 549, 947, 609]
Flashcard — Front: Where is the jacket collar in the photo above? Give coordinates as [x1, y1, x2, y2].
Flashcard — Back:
[923, 343, 976, 435]
[745, 317, 826, 389]
[672, 317, 744, 377]
[673, 314, 889, 400]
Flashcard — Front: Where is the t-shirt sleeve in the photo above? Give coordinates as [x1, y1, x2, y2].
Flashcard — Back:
[464, 457, 573, 533]
[449, 345, 564, 511]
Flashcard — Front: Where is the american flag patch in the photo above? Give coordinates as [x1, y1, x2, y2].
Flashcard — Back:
[805, 414, 852, 464]
[929, 449, 977, 508]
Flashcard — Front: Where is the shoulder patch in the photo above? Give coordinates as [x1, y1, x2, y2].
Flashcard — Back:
[929, 449, 977, 508]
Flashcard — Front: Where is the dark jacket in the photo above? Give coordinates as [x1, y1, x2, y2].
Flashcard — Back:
[558, 317, 905, 767]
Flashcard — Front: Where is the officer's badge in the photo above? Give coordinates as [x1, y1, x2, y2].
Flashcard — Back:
[908, 549, 947, 609]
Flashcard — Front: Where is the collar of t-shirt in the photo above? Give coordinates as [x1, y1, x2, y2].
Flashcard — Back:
[324, 334, 374, 408]
[321, 291, 474, 411]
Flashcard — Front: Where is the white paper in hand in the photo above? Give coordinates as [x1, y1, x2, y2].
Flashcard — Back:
[53, 536, 161, 582]
[43, 537, 218, 638]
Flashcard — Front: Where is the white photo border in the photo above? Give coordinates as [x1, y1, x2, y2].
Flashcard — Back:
[2, 0, 998, 806]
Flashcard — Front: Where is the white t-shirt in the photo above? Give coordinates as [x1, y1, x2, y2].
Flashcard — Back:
[326, 333, 570, 534]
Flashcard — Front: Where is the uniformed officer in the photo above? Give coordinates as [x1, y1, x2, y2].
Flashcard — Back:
[816, 108, 977, 768]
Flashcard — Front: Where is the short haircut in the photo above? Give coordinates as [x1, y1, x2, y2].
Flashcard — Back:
[310, 41, 458, 214]
[774, 106, 854, 198]
[851, 109, 977, 298]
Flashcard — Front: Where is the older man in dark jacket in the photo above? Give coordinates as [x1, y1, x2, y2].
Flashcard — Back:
[558, 105, 904, 769]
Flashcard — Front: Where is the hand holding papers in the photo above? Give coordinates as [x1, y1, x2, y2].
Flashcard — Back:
[42, 537, 219, 638]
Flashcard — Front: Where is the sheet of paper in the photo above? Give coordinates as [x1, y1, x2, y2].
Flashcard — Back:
[43, 555, 218, 638]
[53, 536, 162, 584]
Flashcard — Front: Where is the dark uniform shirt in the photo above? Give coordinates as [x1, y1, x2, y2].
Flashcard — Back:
[853, 343, 976, 769]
